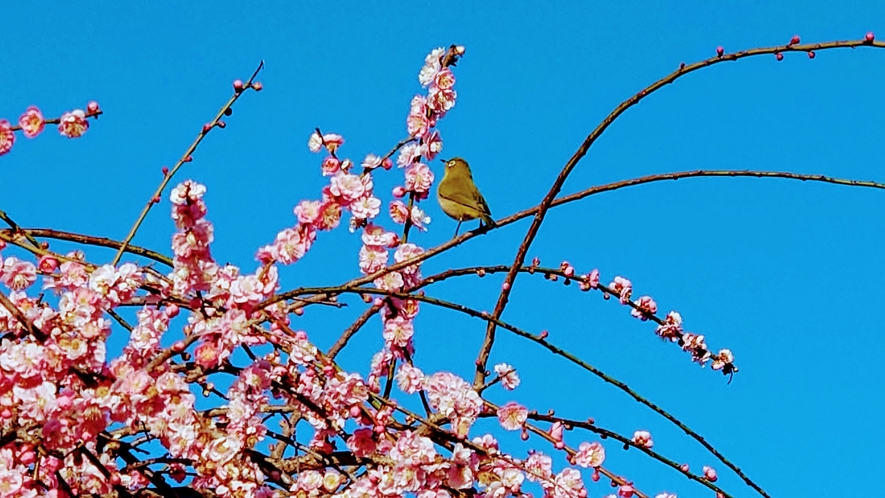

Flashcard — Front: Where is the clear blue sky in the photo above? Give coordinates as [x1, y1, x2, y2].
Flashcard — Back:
[2, 3, 884, 497]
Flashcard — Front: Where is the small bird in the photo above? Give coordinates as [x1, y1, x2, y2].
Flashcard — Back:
[436, 157, 496, 236]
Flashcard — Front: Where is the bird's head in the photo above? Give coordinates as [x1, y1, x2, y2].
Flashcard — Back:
[440, 157, 472, 178]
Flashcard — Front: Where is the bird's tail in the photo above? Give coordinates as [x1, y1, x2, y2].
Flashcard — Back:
[482, 213, 496, 227]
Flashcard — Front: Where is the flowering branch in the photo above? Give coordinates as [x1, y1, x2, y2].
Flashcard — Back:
[110, 60, 265, 266]
[474, 36, 885, 390]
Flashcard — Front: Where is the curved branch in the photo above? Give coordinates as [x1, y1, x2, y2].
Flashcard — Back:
[475, 38, 885, 393]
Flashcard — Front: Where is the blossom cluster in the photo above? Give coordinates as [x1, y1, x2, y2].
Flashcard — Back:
[0, 102, 100, 157]
[0, 45, 738, 498]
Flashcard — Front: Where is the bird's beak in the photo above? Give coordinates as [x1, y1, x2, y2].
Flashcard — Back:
[439, 158, 448, 163]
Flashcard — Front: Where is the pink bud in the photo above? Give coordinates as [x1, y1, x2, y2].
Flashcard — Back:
[294, 330, 308, 340]
[703, 465, 718, 482]
[866, 32, 875, 42]
[87, 101, 100, 114]
[109, 474, 121, 486]
[151, 196, 161, 204]
[591, 470, 600, 482]
[233, 79, 244, 91]
[294, 308, 304, 316]
[716, 46, 724, 56]
[38, 255, 59, 273]
[373, 298, 384, 307]
[161, 166, 169, 175]
[172, 341, 185, 352]
[252, 82, 263, 91]
[775, 52, 784, 61]
[564, 266, 575, 278]
[382, 158, 393, 170]
[520, 430, 529, 441]
[680, 463, 690, 472]
[502, 282, 511, 291]
[350, 405, 361, 418]
[189, 297, 202, 309]
[808, 51, 815, 59]
[184, 155, 193, 162]
[217, 120, 226, 129]
[790, 35, 800, 45]
[164, 303, 180, 318]
[392, 186, 406, 198]
[532, 256, 540, 266]
[202, 123, 212, 133]
[539, 330, 548, 339]
[19, 450, 36, 465]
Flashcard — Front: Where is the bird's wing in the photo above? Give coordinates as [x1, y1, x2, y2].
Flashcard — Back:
[439, 188, 492, 216]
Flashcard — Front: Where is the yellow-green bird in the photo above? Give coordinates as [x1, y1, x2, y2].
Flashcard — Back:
[437, 157, 496, 236]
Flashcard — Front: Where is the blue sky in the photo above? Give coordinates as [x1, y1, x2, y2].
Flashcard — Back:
[2, 2, 884, 497]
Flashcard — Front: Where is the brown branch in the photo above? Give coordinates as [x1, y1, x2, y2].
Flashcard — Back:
[473, 38, 885, 392]
[0, 290, 46, 341]
[110, 60, 265, 266]
[0, 228, 174, 267]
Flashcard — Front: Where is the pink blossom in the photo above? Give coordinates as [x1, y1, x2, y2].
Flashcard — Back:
[362, 224, 398, 248]
[358, 244, 388, 274]
[346, 428, 377, 457]
[656, 311, 683, 341]
[315, 201, 342, 230]
[0, 257, 37, 291]
[434, 68, 456, 90]
[294, 200, 322, 225]
[389, 200, 409, 225]
[493, 363, 520, 390]
[424, 372, 482, 436]
[307, 131, 344, 154]
[711, 349, 735, 371]
[351, 195, 381, 220]
[18, 106, 45, 138]
[393, 243, 424, 275]
[553, 468, 585, 498]
[329, 172, 366, 202]
[270, 224, 316, 264]
[361, 153, 384, 170]
[703, 465, 718, 482]
[407, 96, 431, 138]
[58, 109, 89, 138]
[395, 363, 424, 393]
[497, 402, 528, 431]
[397, 142, 422, 167]
[681, 332, 711, 364]
[405, 163, 435, 195]
[524, 452, 553, 483]
[631, 296, 657, 320]
[632, 430, 653, 448]
[382, 316, 414, 348]
[418, 47, 445, 86]
[374, 271, 404, 291]
[422, 130, 443, 160]
[619, 484, 635, 497]
[409, 205, 431, 231]
[321, 156, 341, 176]
[427, 86, 457, 114]
[549, 421, 564, 448]
[610, 276, 633, 304]
[0, 120, 14, 156]
[574, 441, 605, 468]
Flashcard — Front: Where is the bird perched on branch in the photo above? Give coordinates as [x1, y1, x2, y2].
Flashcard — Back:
[436, 157, 496, 236]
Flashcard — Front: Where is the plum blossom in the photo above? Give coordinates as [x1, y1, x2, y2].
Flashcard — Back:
[494, 363, 520, 390]
[0, 120, 14, 156]
[496, 402, 528, 431]
[395, 363, 424, 393]
[0, 257, 37, 291]
[58, 109, 89, 138]
[632, 430, 653, 448]
[18, 106, 44, 138]
[631, 296, 657, 320]
[610, 276, 633, 304]
[573, 441, 605, 468]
